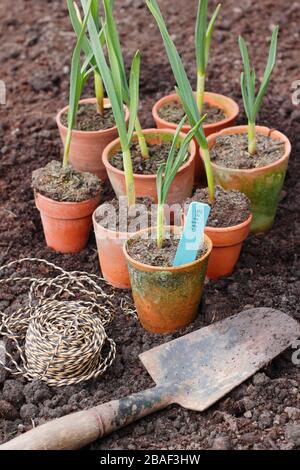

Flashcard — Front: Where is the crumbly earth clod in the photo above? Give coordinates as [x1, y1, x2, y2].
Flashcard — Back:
[32, 160, 102, 202]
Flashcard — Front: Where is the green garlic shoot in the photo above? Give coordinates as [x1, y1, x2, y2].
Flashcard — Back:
[146, 0, 215, 202]
[239, 26, 279, 155]
[67, 0, 105, 116]
[102, 0, 149, 158]
[156, 115, 206, 248]
[85, 5, 140, 206]
[63, 0, 94, 167]
[196, 0, 221, 114]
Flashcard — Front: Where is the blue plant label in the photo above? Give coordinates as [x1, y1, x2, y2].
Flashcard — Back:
[173, 202, 211, 267]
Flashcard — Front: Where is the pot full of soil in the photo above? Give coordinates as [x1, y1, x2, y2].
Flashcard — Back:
[152, 92, 239, 183]
[93, 197, 156, 289]
[123, 226, 213, 334]
[32, 161, 101, 253]
[56, 98, 129, 181]
[205, 126, 291, 234]
[102, 129, 196, 205]
[184, 187, 252, 280]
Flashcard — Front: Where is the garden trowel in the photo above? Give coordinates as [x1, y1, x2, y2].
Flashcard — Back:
[0, 307, 299, 450]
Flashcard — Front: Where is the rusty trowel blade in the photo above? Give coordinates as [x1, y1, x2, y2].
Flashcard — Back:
[139, 308, 300, 412]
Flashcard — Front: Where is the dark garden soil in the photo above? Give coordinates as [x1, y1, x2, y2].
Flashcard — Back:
[158, 100, 226, 125]
[32, 160, 102, 202]
[0, 0, 299, 451]
[127, 231, 208, 267]
[60, 103, 116, 132]
[111, 141, 184, 175]
[186, 186, 251, 228]
[210, 133, 286, 169]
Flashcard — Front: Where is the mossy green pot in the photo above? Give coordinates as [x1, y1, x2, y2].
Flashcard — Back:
[202, 126, 291, 234]
[123, 227, 213, 335]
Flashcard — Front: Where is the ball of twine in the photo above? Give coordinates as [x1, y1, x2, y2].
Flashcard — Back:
[0, 258, 118, 387]
[24, 301, 116, 387]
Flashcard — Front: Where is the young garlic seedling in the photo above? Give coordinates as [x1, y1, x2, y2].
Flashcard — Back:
[67, 0, 105, 116]
[102, 0, 149, 158]
[196, 0, 221, 113]
[239, 26, 279, 155]
[146, 0, 215, 202]
[63, 0, 94, 167]
[84, 4, 140, 206]
[156, 116, 206, 248]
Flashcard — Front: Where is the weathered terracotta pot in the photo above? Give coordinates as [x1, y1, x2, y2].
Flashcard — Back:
[124, 226, 213, 334]
[56, 98, 129, 181]
[93, 205, 131, 289]
[204, 215, 252, 279]
[204, 126, 291, 234]
[182, 212, 252, 280]
[102, 129, 196, 205]
[152, 92, 239, 183]
[35, 191, 100, 253]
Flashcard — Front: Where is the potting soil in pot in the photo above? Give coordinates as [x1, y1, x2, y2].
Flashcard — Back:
[127, 232, 209, 267]
[210, 134, 285, 169]
[158, 101, 226, 125]
[60, 103, 115, 131]
[95, 197, 154, 231]
[185, 186, 251, 228]
[31, 160, 102, 202]
[110, 141, 187, 175]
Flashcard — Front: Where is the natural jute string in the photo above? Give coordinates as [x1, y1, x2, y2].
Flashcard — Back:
[0, 258, 117, 387]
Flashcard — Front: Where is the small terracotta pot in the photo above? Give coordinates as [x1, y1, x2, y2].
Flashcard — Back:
[35, 192, 100, 253]
[152, 92, 239, 183]
[102, 129, 196, 205]
[204, 126, 291, 234]
[93, 206, 131, 289]
[124, 226, 213, 334]
[205, 216, 252, 279]
[182, 212, 252, 280]
[56, 98, 129, 181]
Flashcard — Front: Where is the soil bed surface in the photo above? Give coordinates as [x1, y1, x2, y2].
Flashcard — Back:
[0, 0, 299, 452]
[185, 186, 251, 228]
[61, 103, 116, 132]
[158, 101, 226, 125]
[110, 141, 186, 175]
[210, 134, 286, 169]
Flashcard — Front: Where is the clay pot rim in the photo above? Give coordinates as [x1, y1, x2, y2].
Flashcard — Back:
[207, 125, 292, 174]
[123, 226, 213, 273]
[152, 91, 240, 132]
[56, 97, 129, 136]
[35, 190, 101, 206]
[102, 128, 197, 180]
[92, 204, 132, 238]
[205, 213, 253, 234]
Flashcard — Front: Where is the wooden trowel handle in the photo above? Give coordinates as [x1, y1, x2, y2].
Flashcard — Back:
[0, 385, 172, 450]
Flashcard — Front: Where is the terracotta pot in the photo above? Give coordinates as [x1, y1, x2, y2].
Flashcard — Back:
[204, 126, 291, 234]
[93, 205, 131, 289]
[56, 98, 129, 181]
[182, 212, 252, 280]
[124, 226, 213, 334]
[102, 129, 196, 206]
[205, 216, 252, 279]
[35, 191, 100, 253]
[152, 92, 239, 183]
